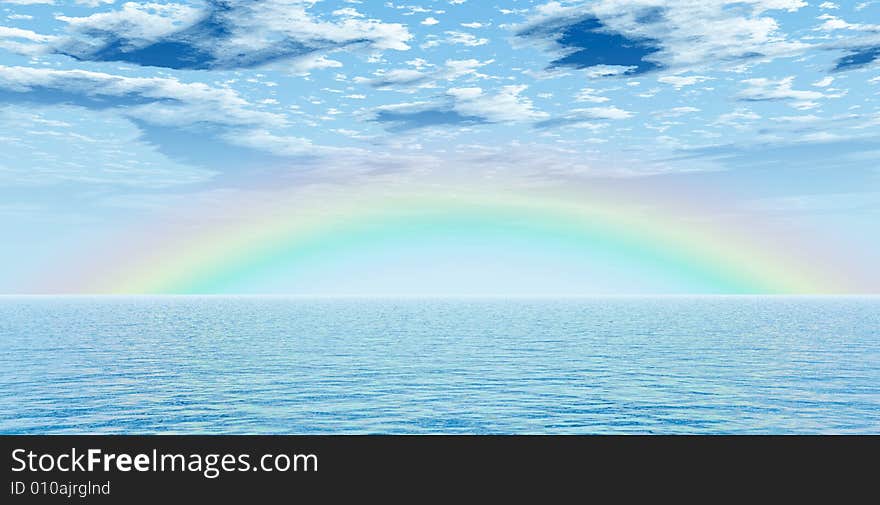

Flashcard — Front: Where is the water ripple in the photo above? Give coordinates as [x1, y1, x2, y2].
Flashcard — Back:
[0, 296, 878, 434]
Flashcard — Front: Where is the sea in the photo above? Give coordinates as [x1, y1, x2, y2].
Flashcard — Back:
[1, 296, 877, 434]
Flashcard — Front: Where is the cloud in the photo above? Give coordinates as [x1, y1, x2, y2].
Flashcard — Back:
[356, 68, 431, 89]
[0, 65, 283, 128]
[657, 74, 712, 89]
[331, 7, 363, 18]
[575, 106, 633, 120]
[448, 85, 547, 122]
[574, 88, 609, 103]
[221, 129, 350, 158]
[517, 1, 809, 76]
[373, 85, 546, 130]
[771, 114, 820, 123]
[816, 14, 880, 32]
[653, 106, 699, 118]
[0, 65, 344, 170]
[713, 108, 761, 129]
[354, 58, 493, 90]
[737, 76, 827, 109]
[0, 26, 57, 43]
[422, 30, 488, 48]
[287, 53, 344, 76]
[442, 58, 493, 79]
[52, 0, 412, 71]
[0, 25, 59, 55]
[535, 105, 633, 128]
[1, 0, 876, 191]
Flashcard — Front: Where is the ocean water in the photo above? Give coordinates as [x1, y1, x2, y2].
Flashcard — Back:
[0, 296, 877, 434]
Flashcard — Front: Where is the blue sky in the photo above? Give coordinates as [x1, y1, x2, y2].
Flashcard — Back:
[0, 0, 878, 293]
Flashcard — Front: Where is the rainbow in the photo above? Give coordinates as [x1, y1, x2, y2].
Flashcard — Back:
[49, 184, 847, 295]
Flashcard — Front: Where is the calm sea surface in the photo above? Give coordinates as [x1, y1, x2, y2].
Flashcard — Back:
[0, 296, 877, 434]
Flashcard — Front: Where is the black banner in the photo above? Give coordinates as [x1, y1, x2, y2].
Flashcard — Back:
[2, 436, 876, 501]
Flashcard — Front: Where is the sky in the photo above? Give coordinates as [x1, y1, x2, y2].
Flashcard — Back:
[0, 0, 878, 295]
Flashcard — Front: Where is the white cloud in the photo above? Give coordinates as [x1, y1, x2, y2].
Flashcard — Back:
[813, 76, 834, 87]
[771, 114, 821, 123]
[0, 26, 56, 43]
[56, 3, 203, 43]
[54, 0, 413, 71]
[221, 129, 348, 157]
[423, 30, 488, 48]
[0, 25, 58, 55]
[332, 7, 364, 18]
[445, 31, 488, 46]
[520, 1, 811, 73]
[574, 88, 610, 103]
[373, 84, 547, 127]
[539, 105, 635, 128]
[354, 68, 430, 89]
[800, 131, 841, 142]
[287, 54, 344, 76]
[0, 65, 284, 131]
[654, 106, 700, 117]
[442, 58, 493, 79]
[714, 108, 761, 128]
[571, 106, 633, 120]
[421, 17, 440, 26]
[738, 76, 827, 109]
[658, 75, 712, 89]
[815, 13, 880, 32]
[355, 58, 492, 89]
[448, 85, 548, 122]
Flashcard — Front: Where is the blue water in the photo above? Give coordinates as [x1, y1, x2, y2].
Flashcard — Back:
[0, 296, 877, 434]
